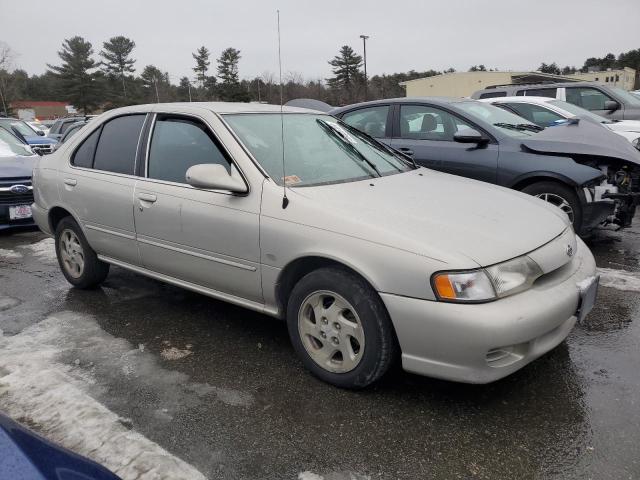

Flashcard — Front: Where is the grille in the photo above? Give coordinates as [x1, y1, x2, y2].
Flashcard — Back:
[0, 179, 33, 205]
[31, 144, 54, 154]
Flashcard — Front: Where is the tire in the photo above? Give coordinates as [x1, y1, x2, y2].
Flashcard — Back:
[521, 181, 583, 233]
[54, 216, 109, 288]
[286, 266, 397, 389]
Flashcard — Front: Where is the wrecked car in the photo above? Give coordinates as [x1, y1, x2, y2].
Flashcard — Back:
[331, 98, 640, 236]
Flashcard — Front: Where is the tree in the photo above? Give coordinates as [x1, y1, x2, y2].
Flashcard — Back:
[47, 36, 101, 114]
[468, 65, 487, 72]
[100, 36, 136, 98]
[192, 46, 210, 87]
[327, 45, 363, 103]
[561, 65, 577, 75]
[0, 41, 16, 115]
[582, 53, 618, 72]
[140, 65, 167, 103]
[538, 62, 561, 75]
[216, 47, 248, 101]
[177, 76, 191, 101]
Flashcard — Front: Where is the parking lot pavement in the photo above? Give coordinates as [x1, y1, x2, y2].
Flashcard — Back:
[1, 225, 639, 480]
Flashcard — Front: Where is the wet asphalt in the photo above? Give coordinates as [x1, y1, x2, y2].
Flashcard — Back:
[0, 222, 639, 480]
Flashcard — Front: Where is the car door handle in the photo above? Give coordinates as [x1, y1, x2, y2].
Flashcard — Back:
[63, 178, 77, 186]
[398, 148, 414, 156]
[138, 193, 157, 203]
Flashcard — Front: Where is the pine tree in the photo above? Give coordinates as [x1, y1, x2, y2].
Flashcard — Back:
[140, 65, 166, 103]
[100, 36, 136, 98]
[216, 48, 248, 101]
[47, 36, 101, 114]
[327, 45, 363, 103]
[192, 46, 210, 88]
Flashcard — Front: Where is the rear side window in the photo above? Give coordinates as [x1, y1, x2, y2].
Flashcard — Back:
[341, 105, 389, 138]
[93, 115, 145, 175]
[523, 88, 557, 98]
[147, 116, 230, 184]
[478, 91, 506, 99]
[72, 128, 100, 168]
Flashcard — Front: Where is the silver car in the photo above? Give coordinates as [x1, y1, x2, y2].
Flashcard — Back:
[31, 103, 599, 388]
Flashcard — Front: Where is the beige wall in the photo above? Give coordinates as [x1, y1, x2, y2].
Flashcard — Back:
[402, 72, 516, 97]
[567, 67, 636, 91]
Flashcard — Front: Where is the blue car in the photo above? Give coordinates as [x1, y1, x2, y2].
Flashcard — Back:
[0, 118, 58, 154]
[0, 413, 120, 479]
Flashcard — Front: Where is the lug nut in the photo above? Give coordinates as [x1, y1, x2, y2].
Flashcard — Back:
[334, 323, 341, 330]
[321, 317, 328, 324]
[320, 332, 327, 339]
[332, 337, 339, 345]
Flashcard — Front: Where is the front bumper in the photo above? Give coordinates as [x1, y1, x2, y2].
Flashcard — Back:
[381, 237, 596, 384]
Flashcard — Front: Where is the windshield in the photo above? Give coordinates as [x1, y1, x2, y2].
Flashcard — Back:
[0, 128, 34, 157]
[455, 101, 538, 137]
[610, 86, 640, 106]
[548, 100, 610, 123]
[223, 113, 411, 187]
[10, 121, 38, 137]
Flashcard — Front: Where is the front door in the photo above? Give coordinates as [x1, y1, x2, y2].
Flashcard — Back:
[390, 104, 499, 184]
[133, 112, 263, 303]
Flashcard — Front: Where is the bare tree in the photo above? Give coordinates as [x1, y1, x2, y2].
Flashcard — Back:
[0, 42, 16, 115]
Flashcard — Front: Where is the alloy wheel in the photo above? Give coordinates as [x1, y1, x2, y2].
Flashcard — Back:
[535, 193, 575, 223]
[59, 229, 85, 278]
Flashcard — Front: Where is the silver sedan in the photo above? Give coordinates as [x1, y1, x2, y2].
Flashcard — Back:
[31, 103, 599, 388]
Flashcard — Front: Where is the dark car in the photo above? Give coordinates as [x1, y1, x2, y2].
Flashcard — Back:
[52, 121, 87, 152]
[48, 116, 94, 142]
[0, 413, 120, 480]
[331, 97, 640, 236]
[0, 118, 58, 154]
[0, 126, 38, 230]
[471, 82, 640, 121]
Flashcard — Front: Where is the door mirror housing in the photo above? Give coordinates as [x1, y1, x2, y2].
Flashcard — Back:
[185, 163, 247, 193]
[36, 130, 45, 136]
[604, 100, 620, 111]
[453, 128, 488, 144]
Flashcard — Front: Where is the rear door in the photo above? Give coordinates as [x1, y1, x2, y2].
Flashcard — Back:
[133, 110, 262, 303]
[390, 103, 499, 184]
[59, 114, 147, 265]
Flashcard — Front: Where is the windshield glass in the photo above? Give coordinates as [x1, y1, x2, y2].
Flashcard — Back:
[0, 128, 34, 157]
[456, 101, 537, 137]
[223, 113, 411, 187]
[11, 121, 37, 137]
[611, 86, 640, 106]
[548, 100, 610, 123]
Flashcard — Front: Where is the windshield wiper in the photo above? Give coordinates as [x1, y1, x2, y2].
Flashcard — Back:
[316, 119, 382, 177]
[340, 122, 417, 170]
[493, 122, 543, 133]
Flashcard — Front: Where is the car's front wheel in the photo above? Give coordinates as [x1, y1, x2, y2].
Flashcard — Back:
[55, 216, 109, 288]
[286, 266, 397, 388]
[522, 181, 583, 233]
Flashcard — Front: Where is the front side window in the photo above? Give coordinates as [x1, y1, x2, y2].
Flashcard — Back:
[399, 105, 472, 141]
[341, 105, 389, 138]
[565, 87, 612, 111]
[147, 116, 231, 184]
[502, 103, 565, 127]
[93, 115, 145, 175]
[224, 113, 411, 187]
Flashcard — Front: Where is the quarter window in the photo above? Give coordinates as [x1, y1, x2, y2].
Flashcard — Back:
[71, 128, 100, 168]
[565, 87, 612, 111]
[147, 116, 231, 184]
[399, 105, 472, 141]
[93, 115, 146, 175]
[341, 105, 389, 138]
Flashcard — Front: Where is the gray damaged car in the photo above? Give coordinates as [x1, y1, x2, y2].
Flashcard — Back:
[32, 103, 598, 388]
[331, 98, 640, 236]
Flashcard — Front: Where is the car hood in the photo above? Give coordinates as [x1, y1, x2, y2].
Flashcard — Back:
[0, 155, 36, 178]
[285, 169, 569, 267]
[521, 117, 640, 166]
[606, 120, 640, 134]
[25, 136, 57, 145]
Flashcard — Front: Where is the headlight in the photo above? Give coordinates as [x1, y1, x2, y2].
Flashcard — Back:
[432, 256, 543, 303]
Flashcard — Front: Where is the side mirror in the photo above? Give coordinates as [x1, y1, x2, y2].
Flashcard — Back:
[604, 100, 620, 111]
[36, 130, 45, 136]
[453, 128, 488, 144]
[185, 163, 247, 193]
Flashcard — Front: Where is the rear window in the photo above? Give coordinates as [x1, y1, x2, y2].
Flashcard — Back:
[478, 91, 506, 99]
[93, 115, 145, 175]
[523, 88, 557, 98]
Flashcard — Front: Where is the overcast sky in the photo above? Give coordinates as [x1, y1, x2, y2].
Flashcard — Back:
[3, 0, 639, 82]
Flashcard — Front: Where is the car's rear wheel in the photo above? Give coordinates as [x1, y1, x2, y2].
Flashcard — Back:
[286, 266, 397, 388]
[522, 181, 583, 233]
[55, 216, 109, 288]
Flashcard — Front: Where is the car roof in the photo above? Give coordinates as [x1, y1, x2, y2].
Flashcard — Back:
[482, 81, 612, 91]
[103, 102, 324, 116]
[481, 96, 556, 103]
[331, 97, 472, 113]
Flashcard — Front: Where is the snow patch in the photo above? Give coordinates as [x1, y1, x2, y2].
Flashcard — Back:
[161, 346, 192, 361]
[0, 248, 22, 259]
[0, 296, 20, 311]
[298, 472, 371, 480]
[597, 267, 640, 293]
[576, 276, 596, 292]
[299, 473, 325, 480]
[0, 311, 252, 479]
[19, 238, 57, 262]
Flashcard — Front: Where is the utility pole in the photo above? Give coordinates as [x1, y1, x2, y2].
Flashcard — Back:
[188, 80, 192, 102]
[360, 34, 369, 101]
[153, 76, 160, 103]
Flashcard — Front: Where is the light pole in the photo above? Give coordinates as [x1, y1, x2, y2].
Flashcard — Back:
[360, 34, 369, 100]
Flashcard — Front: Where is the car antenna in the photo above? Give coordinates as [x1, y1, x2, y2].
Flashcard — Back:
[277, 9, 289, 209]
